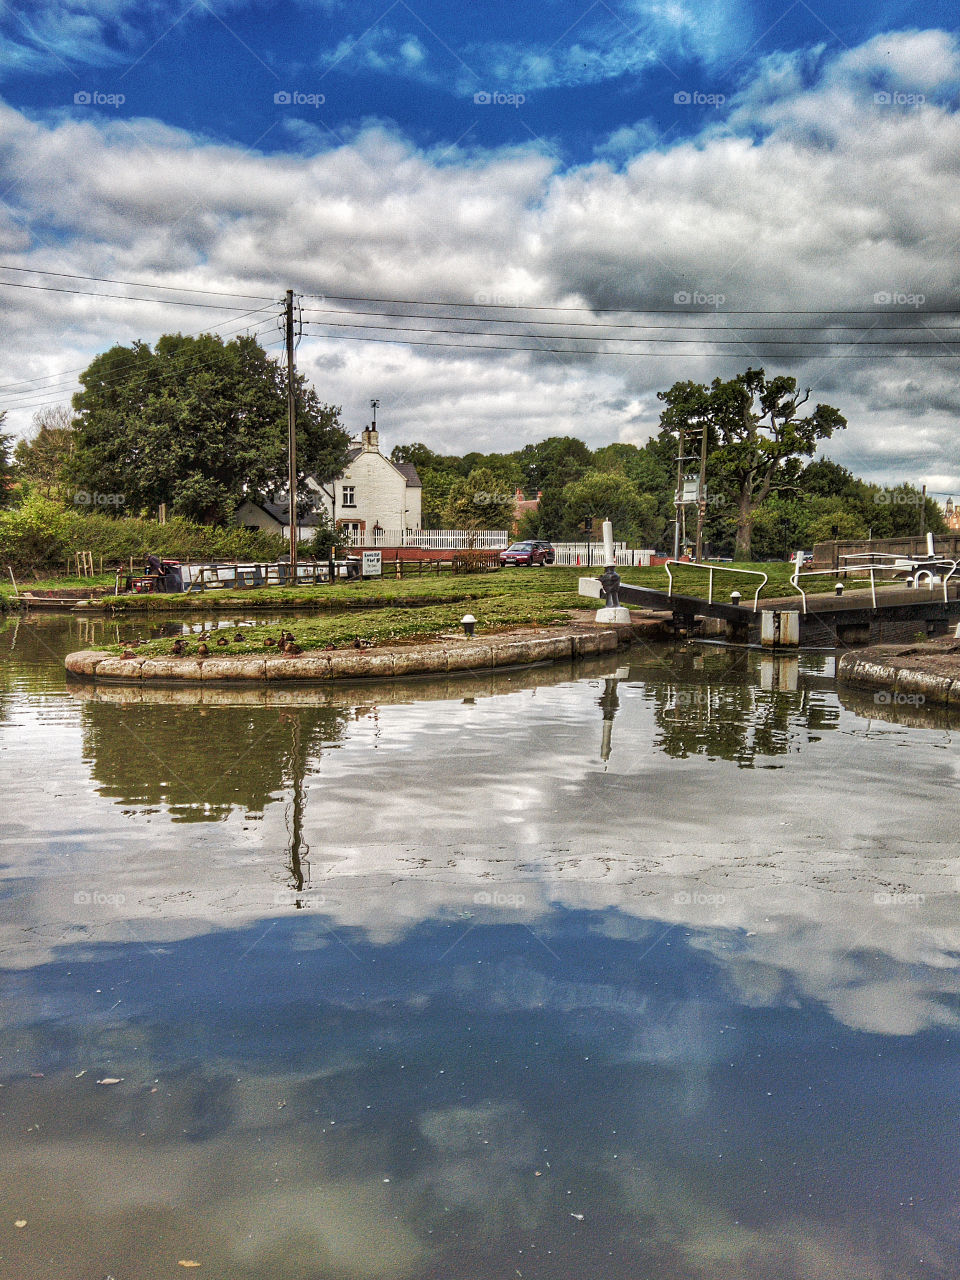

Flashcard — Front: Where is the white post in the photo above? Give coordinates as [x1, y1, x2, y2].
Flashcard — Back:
[602, 519, 615, 565]
[927, 531, 934, 557]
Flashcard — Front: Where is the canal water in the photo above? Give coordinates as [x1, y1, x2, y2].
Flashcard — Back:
[2, 612, 959, 1280]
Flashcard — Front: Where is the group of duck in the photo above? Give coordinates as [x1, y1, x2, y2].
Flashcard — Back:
[121, 627, 377, 659]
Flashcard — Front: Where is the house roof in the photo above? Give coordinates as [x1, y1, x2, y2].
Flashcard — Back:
[259, 500, 322, 527]
[341, 446, 421, 488]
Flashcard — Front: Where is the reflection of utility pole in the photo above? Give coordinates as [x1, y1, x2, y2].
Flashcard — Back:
[285, 713, 311, 898]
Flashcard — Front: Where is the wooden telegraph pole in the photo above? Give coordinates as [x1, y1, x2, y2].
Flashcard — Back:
[285, 289, 298, 580]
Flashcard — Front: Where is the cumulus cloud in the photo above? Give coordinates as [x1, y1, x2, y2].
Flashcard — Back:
[2, 29, 960, 487]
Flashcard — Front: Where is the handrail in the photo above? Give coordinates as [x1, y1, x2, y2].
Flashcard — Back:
[790, 558, 959, 613]
[839, 552, 958, 604]
[663, 560, 768, 611]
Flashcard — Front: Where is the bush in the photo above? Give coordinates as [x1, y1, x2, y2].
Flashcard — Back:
[0, 494, 308, 575]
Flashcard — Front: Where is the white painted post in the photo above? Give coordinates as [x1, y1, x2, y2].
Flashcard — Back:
[602, 519, 615, 565]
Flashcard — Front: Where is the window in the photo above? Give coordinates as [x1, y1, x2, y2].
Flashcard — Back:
[342, 486, 356, 507]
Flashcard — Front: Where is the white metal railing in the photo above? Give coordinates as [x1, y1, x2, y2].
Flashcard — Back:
[551, 544, 653, 567]
[366, 529, 510, 549]
[790, 554, 959, 613]
[664, 560, 768, 611]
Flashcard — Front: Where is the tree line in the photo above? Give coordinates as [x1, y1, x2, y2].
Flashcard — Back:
[6, 334, 947, 561]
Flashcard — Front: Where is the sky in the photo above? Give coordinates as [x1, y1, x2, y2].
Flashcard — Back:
[0, 0, 959, 494]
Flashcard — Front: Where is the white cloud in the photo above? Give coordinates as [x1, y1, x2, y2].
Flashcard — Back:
[3, 30, 960, 489]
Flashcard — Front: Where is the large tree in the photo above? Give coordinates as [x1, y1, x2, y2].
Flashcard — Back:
[658, 369, 846, 560]
[13, 406, 76, 500]
[443, 467, 516, 530]
[68, 333, 349, 524]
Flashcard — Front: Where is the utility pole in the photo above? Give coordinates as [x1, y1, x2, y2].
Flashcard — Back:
[673, 426, 685, 559]
[285, 289, 298, 580]
[693, 421, 708, 563]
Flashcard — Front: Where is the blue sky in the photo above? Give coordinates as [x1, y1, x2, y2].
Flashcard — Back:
[1, 0, 960, 489]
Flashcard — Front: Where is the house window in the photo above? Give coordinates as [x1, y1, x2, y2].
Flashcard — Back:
[342, 486, 356, 507]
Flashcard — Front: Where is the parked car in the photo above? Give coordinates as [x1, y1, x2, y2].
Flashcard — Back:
[499, 540, 555, 567]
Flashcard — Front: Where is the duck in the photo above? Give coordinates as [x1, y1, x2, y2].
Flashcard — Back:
[264, 636, 277, 648]
[216, 634, 229, 647]
[283, 641, 303, 655]
[122, 648, 137, 659]
[171, 638, 186, 657]
[353, 635, 375, 649]
[197, 631, 210, 642]
[197, 642, 209, 657]
[234, 631, 245, 643]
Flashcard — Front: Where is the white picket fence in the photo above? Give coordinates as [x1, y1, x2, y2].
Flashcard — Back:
[366, 528, 510, 549]
[551, 543, 655, 567]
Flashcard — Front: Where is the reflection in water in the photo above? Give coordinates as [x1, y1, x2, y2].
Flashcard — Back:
[79, 696, 348, 822]
[2, 615, 960, 1278]
[630, 645, 840, 765]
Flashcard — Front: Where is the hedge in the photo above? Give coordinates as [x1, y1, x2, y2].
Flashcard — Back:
[0, 495, 294, 575]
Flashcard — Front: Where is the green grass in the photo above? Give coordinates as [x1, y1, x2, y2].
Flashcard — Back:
[0, 573, 116, 599]
[106, 592, 585, 655]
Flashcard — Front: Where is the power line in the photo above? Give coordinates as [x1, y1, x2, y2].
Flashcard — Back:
[0, 263, 275, 302]
[300, 289, 960, 316]
[300, 324, 960, 358]
[301, 316, 960, 347]
[299, 303, 960, 333]
[0, 278, 280, 310]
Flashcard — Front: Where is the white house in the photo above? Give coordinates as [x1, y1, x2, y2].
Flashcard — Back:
[234, 498, 325, 544]
[314, 426, 422, 544]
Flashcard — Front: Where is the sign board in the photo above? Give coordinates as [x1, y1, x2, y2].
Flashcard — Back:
[362, 550, 382, 578]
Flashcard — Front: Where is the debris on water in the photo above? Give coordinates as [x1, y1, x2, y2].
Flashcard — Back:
[570, 1212, 584, 1221]
[96, 1077, 122, 1085]
[177, 1262, 201, 1269]
[14, 1220, 26, 1228]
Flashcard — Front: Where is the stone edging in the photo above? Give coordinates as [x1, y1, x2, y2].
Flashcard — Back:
[65, 625, 627, 684]
[837, 649, 960, 707]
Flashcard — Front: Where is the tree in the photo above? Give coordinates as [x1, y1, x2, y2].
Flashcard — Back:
[68, 333, 349, 524]
[557, 469, 664, 545]
[658, 369, 846, 560]
[13, 406, 76, 499]
[516, 436, 592, 493]
[443, 467, 515, 530]
[0, 412, 12, 509]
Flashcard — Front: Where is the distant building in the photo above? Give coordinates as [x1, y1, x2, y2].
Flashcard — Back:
[512, 486, 541, 535]
[944, 497, 960, 531]
[234, 498, 323, 543]
[314, 426, 422, 543]
[236, 424, 422, 547]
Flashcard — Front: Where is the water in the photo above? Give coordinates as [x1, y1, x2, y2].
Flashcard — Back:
[2, 612, 960, 1279]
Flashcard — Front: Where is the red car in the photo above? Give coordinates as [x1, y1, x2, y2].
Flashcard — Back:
[499, 540, 555, 567]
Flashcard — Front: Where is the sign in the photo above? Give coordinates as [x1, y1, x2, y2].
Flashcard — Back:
[680, 478, 700, 503]
[361, 550, 382, 578]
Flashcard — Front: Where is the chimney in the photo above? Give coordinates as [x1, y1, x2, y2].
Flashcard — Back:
[361, 426, 379, 453]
